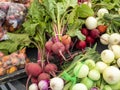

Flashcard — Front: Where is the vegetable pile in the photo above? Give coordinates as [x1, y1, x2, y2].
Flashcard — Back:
[0, 0, 120, 90]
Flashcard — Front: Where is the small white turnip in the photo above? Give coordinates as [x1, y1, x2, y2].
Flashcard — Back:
[97, 8, 109, 18]
[72, 83, 88, 90]
[29, 83, 38, 90]
[100, 33, 110, 45]
[109, 33, 120, 45]
[85, 16, 97, 30]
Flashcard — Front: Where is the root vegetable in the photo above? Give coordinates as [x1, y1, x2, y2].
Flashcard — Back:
[100, 33, 110, 45]
[110, 45, 120, 59]
[45, 40, 54, 52]
[101, 49, 115, 64]
[97, 8, 109, 18]
[38, 80, 49, 90]
[51, 42, 66, 60]
[44, 63, 57, 76]
[31, 77, 38, 84]
[96, 61, 108, 73]
[72, 83, 88, 90]
[50, 77, 64, 90]
[61, 35, 71, 45]
[38, 72, 50, 81]
[103, 66, 120, 84]
[85, 59, 96, 70]
[88, 69, 100, 81]
[90, 29, 100, 39]
[73, 62, 89, 78]
[29, 83, 38, 90]
[97, 25, 107, 34]
[81, 28, 89, 36]
[109, 33, 120, 45]
[86, 36, 95, 46]
[85, 16, 97, 30]
[77, 40, 87, 50]
[7, 66, 17, 74]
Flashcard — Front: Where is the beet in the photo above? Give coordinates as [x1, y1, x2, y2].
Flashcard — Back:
[51, 42, 65, 55]
[44, 63, 58, 73]
[38, 72, 50, 82]
[25, 62, 42, 77]
[45, 40, 54, 52]
[90, 29, 100, 39]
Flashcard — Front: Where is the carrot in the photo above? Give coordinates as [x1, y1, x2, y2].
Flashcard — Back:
[97, 25, 107, 34]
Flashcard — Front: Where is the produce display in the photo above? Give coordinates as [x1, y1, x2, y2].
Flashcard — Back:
[0, 0, 120, 90]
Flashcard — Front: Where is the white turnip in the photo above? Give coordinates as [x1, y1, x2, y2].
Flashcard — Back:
[29, 83, 38, 90]
[103, 66, 120, 84]
[72, 83, 88, 90]
[100, 33, 110, 45]
[85, 16, 97, 30]
[109, 33, 120, 45]
[101, 49, 115, 64]
[97, 8, 109, 18]
[50, 77, 64, 90]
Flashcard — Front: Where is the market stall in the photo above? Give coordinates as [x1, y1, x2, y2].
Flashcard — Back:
[0, 0, 120, 90]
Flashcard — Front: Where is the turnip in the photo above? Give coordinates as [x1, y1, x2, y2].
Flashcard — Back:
[88, 69, 100, 81]
[85, 59, 96, 70]
[50, 77, 64, 90]
[109, 45, 120, 59]
[95, 61, 108, 73]
[85, 16, 97, 30]
[117, 58, 120, 67]
[97, 8, 109, 18]
[81, 77, 94, 89]
[73, 62, 89, 78]
[103, 66, 120, 84]
[29, 83, 38, 90]
[38, 80, 49, 90]
[103, 85, 112, 90]
[101, 49, 115, 64]
[38, 72, 50, 82]
[72, 83, 88, 90]
[109, 33, 120, 45]
[100, 33, 110, 45]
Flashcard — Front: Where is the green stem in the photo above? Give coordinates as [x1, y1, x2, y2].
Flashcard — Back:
[63, 82, 73, 90]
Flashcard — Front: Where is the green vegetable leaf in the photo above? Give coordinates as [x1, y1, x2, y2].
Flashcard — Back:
[76, 4, 94, 18]
[75, 30, 86, 40]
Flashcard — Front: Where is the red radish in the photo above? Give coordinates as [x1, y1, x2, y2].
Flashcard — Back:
[38, 72, 50, 82]
[81, 28, 89, 36]
[45, 40, 54, 52]
[25, 62, 42, 90]
[77, 40, 87, 50]
[45, 63, 58, 76]
[51, 42, 66, 60]
[31, 77, 38, 84]
[97, 25, 107, 34]
[90, 29, 100, 39]
[86, 36, 95, 46]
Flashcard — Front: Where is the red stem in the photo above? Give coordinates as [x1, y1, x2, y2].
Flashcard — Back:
[26, 75, 32, 90]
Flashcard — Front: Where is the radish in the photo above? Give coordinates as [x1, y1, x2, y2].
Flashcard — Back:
[38, 72, 50, 82]
[44, 63, 58, 76]
[31, 77, 38, 84]
[103, 66, 120, 84]
[97, 8, 109, 18]
[85, 36, 95, 46]
[50, 77, 64, 90]
[81, 28, 89, 36]
[101, 49, 115, 64]
[51, 42, 66, 60]
[90, 29, 100, 39]
[109, 45, 120, 59]
[28, 83, 38, 90]
[77, 40, 87, 50]
[25, 63, 42, 90]
[109, 33, 120, 45]
[100, 33, 110, 45]
[72, 83, 88, 90]
[85, 16, 97, 30]
[38, 80, 49, 90]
